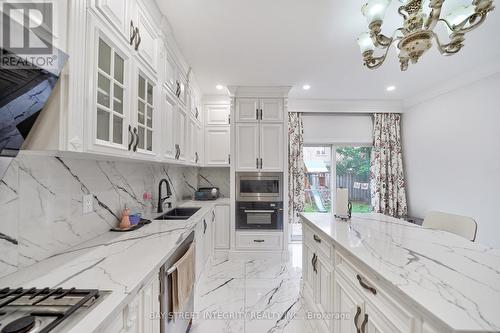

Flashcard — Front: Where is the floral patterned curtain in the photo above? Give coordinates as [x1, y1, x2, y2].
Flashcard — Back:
[370, 113, 408, 217]
[288, 112, 305, 224]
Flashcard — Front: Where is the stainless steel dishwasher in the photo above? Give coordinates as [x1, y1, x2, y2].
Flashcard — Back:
[159, 231, 195, 333]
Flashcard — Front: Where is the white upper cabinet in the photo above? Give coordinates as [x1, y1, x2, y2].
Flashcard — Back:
[260, 123, 283, 171]
[173, 107, 187, 161]
[164, 52, 178, 95]
[162, 92, 176, 160]
[235, 123, 260, 171]
[87, 18, 132, 156]
[133, 67, 157, 157]
[205, 105, 230, 126]
[236, 98, 260, 122]
[205, 127, 230, 166]
[133, 3, 158, 75]
[91, 0, 131, 44]
[260, 99, 283, 122]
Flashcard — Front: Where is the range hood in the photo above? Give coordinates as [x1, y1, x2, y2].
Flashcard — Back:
[0, 46, 67, 180]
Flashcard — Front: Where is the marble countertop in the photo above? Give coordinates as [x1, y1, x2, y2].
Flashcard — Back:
[300, 212, 500, 332]
[0, 198, 230, 333]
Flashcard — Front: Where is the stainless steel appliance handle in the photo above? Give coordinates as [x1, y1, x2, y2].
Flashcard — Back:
[243, 210, 275, 213]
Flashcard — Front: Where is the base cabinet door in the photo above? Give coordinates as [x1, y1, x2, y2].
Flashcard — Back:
[195, 220, 205, 281]
[140, 274, 160, 333]
[334, 275, 364, 333]
[315, 256, 334, 332]
[302, 240, 315, 300]
[214, 205, 230, 249]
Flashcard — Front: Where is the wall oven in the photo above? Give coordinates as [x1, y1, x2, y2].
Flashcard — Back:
[236, 172, 283, 202]
[236, 201, 283, 230]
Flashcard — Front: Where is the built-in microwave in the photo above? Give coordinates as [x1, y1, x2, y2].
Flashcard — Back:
[236, 172, 283, 202]
[236, 201, 283, 230]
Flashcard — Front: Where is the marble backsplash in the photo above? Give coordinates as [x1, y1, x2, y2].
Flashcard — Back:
[0, 153, 198, 278]
[198, 168, 230, 198]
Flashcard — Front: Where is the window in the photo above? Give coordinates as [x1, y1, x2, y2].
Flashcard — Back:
[291, 145, 372, 241]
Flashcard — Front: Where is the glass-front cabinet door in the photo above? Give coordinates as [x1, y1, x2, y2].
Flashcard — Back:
[91, 29, 130, 154]
[135, 71, 156, 155]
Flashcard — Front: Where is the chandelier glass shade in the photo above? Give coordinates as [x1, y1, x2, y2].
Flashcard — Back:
[357, 0, 495, 71]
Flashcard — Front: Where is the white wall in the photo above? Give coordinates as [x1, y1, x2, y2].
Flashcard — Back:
[403, 73, 500, 248]
[303, 113, 373, 144]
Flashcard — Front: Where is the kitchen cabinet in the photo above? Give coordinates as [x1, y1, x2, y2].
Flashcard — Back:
[102, 272, 160, 333]
[235, 122, 283, 171]
[334, 274, 364, 333]
[235, 123, 260, 171]
[259, 123, 284, 171]
[235, 231, 283, 251]
[133, 67, 157, 157]
[188, 117, 202, 165]
[204, 127, 230, 166]
[161, 91, 176, 160]
[133, 3, 158, 75]
[214, 205, 230, 250]
[86, 17, 132, 157]
[195, 219, 205, 281]
[236, 98, 283, 122]
[205, 104, 230, 126]
[91, 0, 132, 44]
[203, 209, 215, 262]
[173, 106, 187, 161]
[139, 274, 161, 333]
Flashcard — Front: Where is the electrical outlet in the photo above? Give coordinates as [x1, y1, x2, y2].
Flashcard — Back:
[83, 194, 93, 214]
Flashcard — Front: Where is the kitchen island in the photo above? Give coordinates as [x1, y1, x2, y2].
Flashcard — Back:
[300, 212, 500, 333]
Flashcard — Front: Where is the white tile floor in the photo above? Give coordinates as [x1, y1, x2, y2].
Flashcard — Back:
[191, 244, 316, 333]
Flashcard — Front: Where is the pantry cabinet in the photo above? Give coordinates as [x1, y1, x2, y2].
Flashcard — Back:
[236, 98, 283, 122]
[235, 122, 283, 171]
[235, 123, 260, 171]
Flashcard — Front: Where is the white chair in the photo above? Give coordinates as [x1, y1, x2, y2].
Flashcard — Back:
[422, 211, 477, 242]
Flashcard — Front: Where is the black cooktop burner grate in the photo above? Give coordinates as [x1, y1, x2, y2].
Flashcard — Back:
[0, 287, 100, 333]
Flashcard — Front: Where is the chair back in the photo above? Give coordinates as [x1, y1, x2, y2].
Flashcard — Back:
[423, 211, 477, 241]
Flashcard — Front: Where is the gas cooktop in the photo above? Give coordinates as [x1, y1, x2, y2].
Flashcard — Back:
[0, 287, 109, 333]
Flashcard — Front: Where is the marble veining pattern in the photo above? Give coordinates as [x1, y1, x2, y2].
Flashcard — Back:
[0, 153, 198, 278]
[191, 245, 316, 333]
[198, 168, 230, 198]
[301, 212, 500, 332]
[0, 199, 228, 333]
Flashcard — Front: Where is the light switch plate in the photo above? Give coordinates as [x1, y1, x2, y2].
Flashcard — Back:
[83, 194, 93, 214]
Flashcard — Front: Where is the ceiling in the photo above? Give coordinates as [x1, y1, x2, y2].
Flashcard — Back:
[155, 0, 500, 101]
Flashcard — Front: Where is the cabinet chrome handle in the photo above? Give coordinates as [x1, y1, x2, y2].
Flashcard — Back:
[356, 274, 377, 295]
[203, 219, 207, 234]
[253, 239, 265, 243]
[212, 211, 215, 222]
[132, 127, 138, 152]
[228, 114, 230, 124]
[256, 108, 259, 120]
[256, 158, 259, 169]
[354, 306, 361, 331]
[360, 314, 368, 333]
[259, 158, 262, 169]
[129, 20, 136, 46]
[259, 108, 263, 120]
[134, 27, 141, 51]
[313, 234, 321, 243]
[311, 253, 318, 273]
[311, 253, 316, 271]
[128, 125, 133, 151]
[228, 154, 230, 164]
[195, 152, 198, 163]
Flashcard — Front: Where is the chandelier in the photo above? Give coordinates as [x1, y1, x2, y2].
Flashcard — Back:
[357, 0, 495, 71]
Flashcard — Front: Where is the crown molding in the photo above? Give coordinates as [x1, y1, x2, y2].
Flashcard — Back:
[403, 58, 500, 109]
[287, 98, 403, 113]
[227, 86, 292, 98]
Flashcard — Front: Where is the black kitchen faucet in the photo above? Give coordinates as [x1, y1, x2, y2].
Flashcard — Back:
[157, 179, 172, 213]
